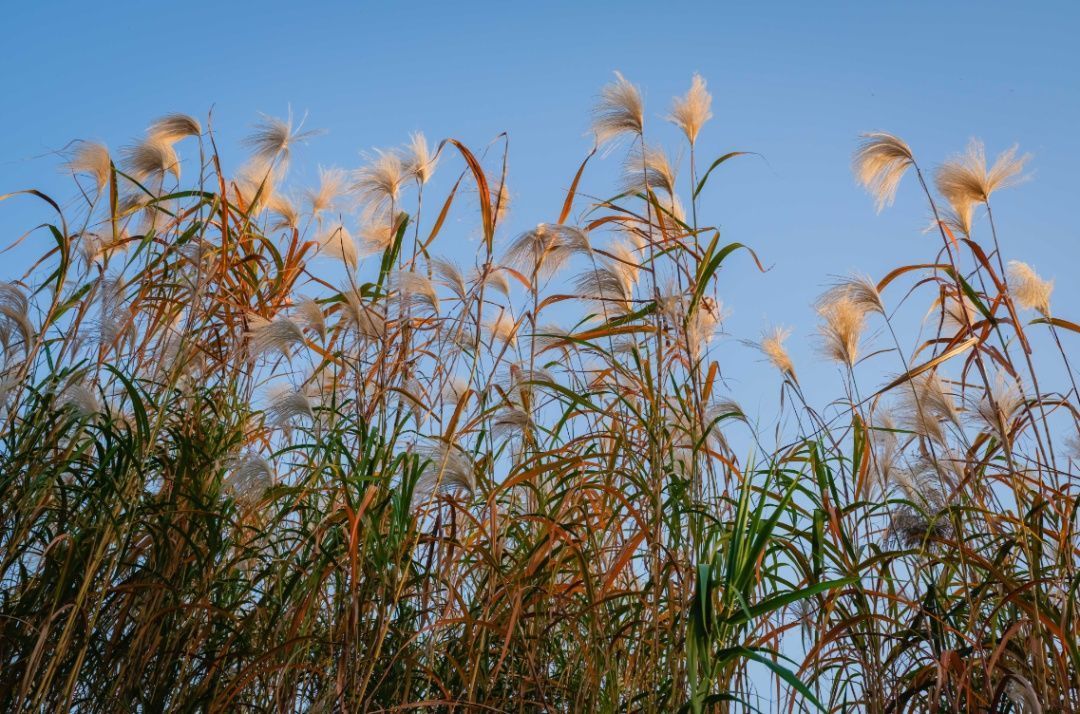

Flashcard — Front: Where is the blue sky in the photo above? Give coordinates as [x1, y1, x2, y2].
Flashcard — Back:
[2, 0, 1078, 439]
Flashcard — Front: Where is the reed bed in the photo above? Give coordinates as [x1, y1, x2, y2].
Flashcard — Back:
[0, 74, 1077, 712]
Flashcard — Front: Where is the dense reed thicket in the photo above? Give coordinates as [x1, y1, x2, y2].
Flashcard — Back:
[1, 74, 1077, 712]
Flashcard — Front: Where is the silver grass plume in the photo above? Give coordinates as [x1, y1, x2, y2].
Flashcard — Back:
[975, 370, 1024, 443]
[432, 258, 468, 300]
[0, 283, 34, 355]
[1007, 260, 1053, 316]
[390, 271, 440, 314]
[147, 113, 202, 144]
[352, 149, 406, 214]
[853, 132, 914, 212]
[935, 139, 1029, 209]
[357, 212, 404, 256]
[481, 267, 512, 298]
[246, 315, 305, 358]
[265, 384, 314, 426]
[96, 276, 129, 350]
[224, 453, 275, 506]
[668, 74, 713, 145]
[503, 223, 591, 281]
[66, 141, 112, 194]
[623, 144, 678, 197]
[405, 132, 439, 184]
[486, 311, 518, 347]
[815, 289, 867, 368]
[867, 410, 902, 498]
[306, 166, 348, 217]
[243, 111, 318, 169]
[592, 71, 644, 147]
[759, 326, 796, 381]
[492, 406, 533, 443]
[294, 298, 327, 341]
[413, 442, 474, 505]
[317, 223, 359, 268]
[900, 371, 961, 445]
[233, 159, 279, 212]
[123, 135, 180, 183]
[267, 193, 300, 232]
[342, 290, 386, 340]
[60, 381, 101, 417]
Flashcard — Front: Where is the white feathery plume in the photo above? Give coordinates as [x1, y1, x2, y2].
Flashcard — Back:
[60, 381, 101, 417]
[432, 258, 468, 300]
[266, 384, 314, 426]
[592, 71, 644, 147]
[668, 74, 712, 145]
[413, 442, 474, 505]
[267, 193, 300, 232]
[492, 406, 533, 442]
[0, 283, 34, 355]
[294, 298, 327, 341]
[391, 271, 440, 314]
[352, 149, 406, 213]
[342, 290, 386, 340]
[232, 159, 279, 212]
[317, 223, 359, 268]
[867, 410, 902, 498]
[975, 370, 1024, 443]
[815, 290, 866, 368]
[123, 135, 181, 183]
[486, 311, 518, 347]
[759, 326, 796, 380]
[503, 223, 591, 281]
[246, 315, 305, 358]
[96, 276, 129, 349]
[405, 132, 439, 184]
[243, 110, 318, 169]
[66, 141, 112, 194]
[935, 138, 1030, 208]
[686, 297, 726, 360]
[623, 144, 678, 197]
[1007, 260, 1053, 317]
[481, 267, 512, 298]
[306, 166, 348, 217]
[147, 113, 202, 144]
[853, 132, 914, 212]
[224, 453, 275, 506]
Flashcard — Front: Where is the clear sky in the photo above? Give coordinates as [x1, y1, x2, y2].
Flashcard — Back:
[2, 0, 1077, 439]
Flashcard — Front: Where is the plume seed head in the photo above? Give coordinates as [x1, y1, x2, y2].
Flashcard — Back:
[815, 290, 867, 368]
[405, 132, 439, 184]
[246, 315, 305, 358]
[317, 223, 359, 269]
[935, 138, 1030, 208]
[414, 442, 474, 505]
[352, 149, 406, 212]
[147, 113, 202, 144]
[66, 141, 112, 194]
[853, 132, 914, 212]
[306, 167, 348, 216]
[266, 384, 314, 426]
[592, 71, 644, 147]
[243, 111, 318, 169]
[760, 326, 796, 380]
[294, 298, 327, 341]
[224, 453, 275, 505]
[504, 223, 591, 281]
[668, 73, 713, 145]
[1007, 260, 1053, 316]
[123, 135, 181, 182]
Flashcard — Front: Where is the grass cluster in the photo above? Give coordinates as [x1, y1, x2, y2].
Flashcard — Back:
[0, 74, 1077, 712]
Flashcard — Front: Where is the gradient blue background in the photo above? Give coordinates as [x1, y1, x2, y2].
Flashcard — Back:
[2, 1, 1077, 437]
